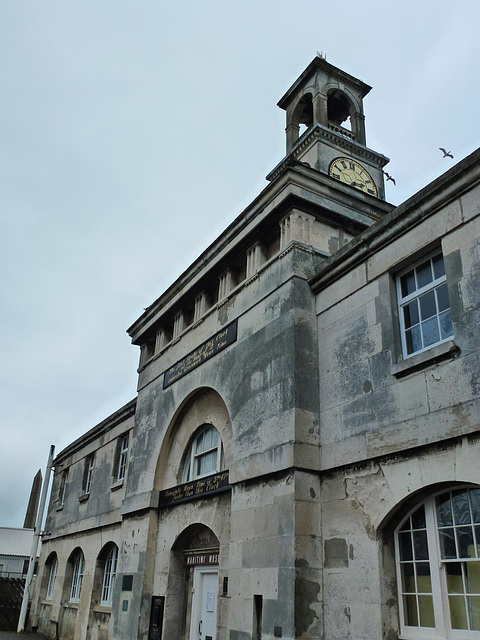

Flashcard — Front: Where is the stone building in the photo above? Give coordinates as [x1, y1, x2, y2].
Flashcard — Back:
[31, 56, 480, 640]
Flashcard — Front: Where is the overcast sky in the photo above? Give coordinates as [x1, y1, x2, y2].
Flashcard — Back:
[1, 1, 479, 528]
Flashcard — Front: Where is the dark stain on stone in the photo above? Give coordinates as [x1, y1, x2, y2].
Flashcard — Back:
[363, 380, 372, 393]
[294, 576, 320, 637]
[324, 538, 348, 568]
[295, 558, 309, 568]
[309, 487, 316, 499]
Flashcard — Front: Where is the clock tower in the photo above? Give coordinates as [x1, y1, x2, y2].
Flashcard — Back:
[267, 55, 389, 200]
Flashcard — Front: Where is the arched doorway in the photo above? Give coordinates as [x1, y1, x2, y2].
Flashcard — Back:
[164, 524, 220, 640]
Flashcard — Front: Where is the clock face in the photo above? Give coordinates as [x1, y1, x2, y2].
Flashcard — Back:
[329, 157, 378, 197]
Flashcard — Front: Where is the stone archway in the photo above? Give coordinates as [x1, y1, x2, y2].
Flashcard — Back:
[154, 387, 233, 492]
[163, 524, 220, 640]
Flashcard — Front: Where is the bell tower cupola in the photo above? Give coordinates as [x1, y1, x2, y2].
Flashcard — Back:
[272, 55, 389, 200]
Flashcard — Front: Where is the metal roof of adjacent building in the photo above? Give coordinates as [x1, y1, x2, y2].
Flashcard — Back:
[0, 527, 33, 557]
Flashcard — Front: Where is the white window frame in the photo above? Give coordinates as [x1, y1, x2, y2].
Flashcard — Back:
[397, 251, 453, 359]
[46, 556, 58, 600]
[100, 546, 118, 606]
[182, 425, 223, 483]
[59, 470, 68, 506]
[117, 434, 129, 482]
[70, 552, 84, 602]
[85, 454, 94, 495]
[395, 487, 480, 639]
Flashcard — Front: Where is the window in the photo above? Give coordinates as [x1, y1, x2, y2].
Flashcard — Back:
[70, 552, 84, 602]
[395, 487, 480, 638]
[397, 252, 453, 358]
[117, 434, 129, 481]
[59, 470, 68, 506]
[46, 556, 58, 600]
[84, 454, 94, 495]
[182, 425, 222, 482]
[100, 545, 118, 605]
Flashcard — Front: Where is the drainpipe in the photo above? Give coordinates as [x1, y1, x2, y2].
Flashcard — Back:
[17, 445, 55, 633]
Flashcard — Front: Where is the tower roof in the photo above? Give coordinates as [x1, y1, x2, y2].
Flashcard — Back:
[277, 56, 371, 110]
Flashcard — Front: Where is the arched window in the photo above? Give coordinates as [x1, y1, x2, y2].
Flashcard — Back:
[395, 487, 480, 637]
[100, 545, 118, 605]
[45, 553, 58, 600]
[69, 551, 84, 602]
[182, 425, 223, 482]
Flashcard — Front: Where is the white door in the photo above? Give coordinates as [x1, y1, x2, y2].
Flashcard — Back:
[190, 568, 218, 640]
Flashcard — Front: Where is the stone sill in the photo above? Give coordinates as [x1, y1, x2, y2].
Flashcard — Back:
[93, 605, 112, 615]
[55, 505, 64, 512]
[110, 479, 124, 492]
[40, 600, 52, 606]
[392, 340, 459, 378]
[78, 493, 89, 503]
[63, 603, 78, 610]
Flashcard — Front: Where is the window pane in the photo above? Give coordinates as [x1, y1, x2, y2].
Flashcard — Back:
[468, 596, 480, 630]
[399, 517, 411, 532]
[419, 291, 436, 321]
[195, 431, 204, 453]
[413, 530, 429, 560]
[475, 525, 480, 552]
[203, 427, 213, 450]
[406, 326, 422, 355]
[456, 526, 475, 558]
[453, 490, 472, 525]
[417, 260, 433, 289]
[466, 562, 480, 594]
[197, 450, 216, 476]
[437, 493, 454, 527]
[470, 489, 480, 524]
[403, 301, 419, 329]
[449, 595, 468, 629]
[210, 427, 219, 447]
[439, 309, 453, 339]
[436, 283, 450, 312]
[446, 563, 465, 593]
[401, 270, 416, 297]
[439, 528, 457, 559]
[416, 563, 432, 593]
[401, 562, 416, 592]
[418, 595, 435, 627]
[412, 506, 426, 530]
[400, 532, 413, 561]
[421, 317, 440, 348]
[432, 254, 445, 279]
[404, 595, 419, 626]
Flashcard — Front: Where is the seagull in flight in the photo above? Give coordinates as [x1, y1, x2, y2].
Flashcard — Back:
[383, 171, 396, 185]
[439, 148, 454, 159]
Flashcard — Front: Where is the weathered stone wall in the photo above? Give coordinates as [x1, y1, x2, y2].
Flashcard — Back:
[320, 436, 480, 640]
[317, 190, 480, 469]
[33, 404, 134, 639]
[35, 525, 122, 640]
[315, 177, 480, 639]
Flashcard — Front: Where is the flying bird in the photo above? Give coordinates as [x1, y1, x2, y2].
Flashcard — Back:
[383, 171, 396, 185]
[439, 148, 454, 159]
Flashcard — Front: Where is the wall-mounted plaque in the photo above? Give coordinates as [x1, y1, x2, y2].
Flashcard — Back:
[122, 575, 133, 591]
[158, 471, 230, 508]
[163, 320, 237, 388]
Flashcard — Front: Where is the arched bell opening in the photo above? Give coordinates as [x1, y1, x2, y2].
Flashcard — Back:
[286, 92, 314, 151]
[327, 89, 352, 130]
[293, 92, 314, 134]
[326, 88, 366, 143]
